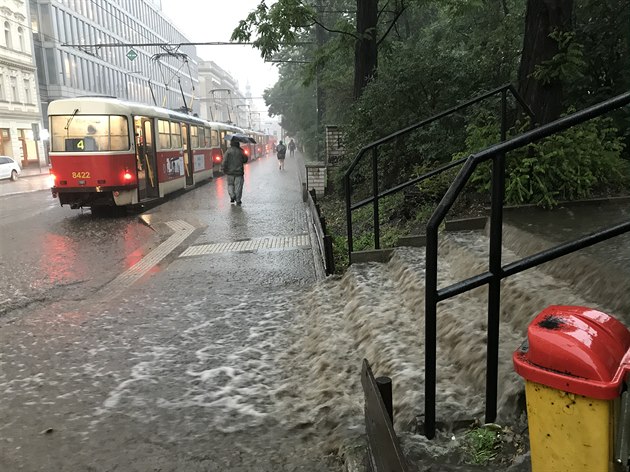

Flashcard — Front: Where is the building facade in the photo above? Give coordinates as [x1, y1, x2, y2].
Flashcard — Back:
[197, 60, 251, 128]
[0, 0, 46, 168]
[30, 0, 199, 123]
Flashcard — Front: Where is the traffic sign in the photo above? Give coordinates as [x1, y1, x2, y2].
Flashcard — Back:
[126, 49, 138, 61]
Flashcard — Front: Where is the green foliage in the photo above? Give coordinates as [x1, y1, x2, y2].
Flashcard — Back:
[532, 31, 585, 86]
[572, 0, 630, 103]
[464, 427, 500, 465]
[335, 0, 525, 198]
[231, 1, 316, 60]
[457, 114, 629, 208]
[237, 0, 630, 261]
[264, 74, 317, 154]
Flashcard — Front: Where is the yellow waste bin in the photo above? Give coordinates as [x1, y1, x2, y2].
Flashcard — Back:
[513, 305, 630, 472]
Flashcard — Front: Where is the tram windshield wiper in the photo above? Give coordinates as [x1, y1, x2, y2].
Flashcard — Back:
[64, 108, 79, 131]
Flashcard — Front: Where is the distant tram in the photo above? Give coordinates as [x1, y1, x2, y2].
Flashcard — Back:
[48, 96, 252, 212]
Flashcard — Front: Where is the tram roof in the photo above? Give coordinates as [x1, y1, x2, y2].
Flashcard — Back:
[47, 96, 244, 131]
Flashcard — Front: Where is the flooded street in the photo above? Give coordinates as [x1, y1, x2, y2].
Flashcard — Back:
[0, 190, 160, 317]
[0, 155, 344, 471]
[1, 158, 628, 470]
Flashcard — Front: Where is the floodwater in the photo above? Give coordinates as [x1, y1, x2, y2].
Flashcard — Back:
[1, 195, 627, 469]
[504, 200, 630, 274]
[503, 201, 630, 318]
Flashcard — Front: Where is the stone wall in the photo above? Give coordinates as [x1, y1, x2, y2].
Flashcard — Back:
[305, 163, 327, 197]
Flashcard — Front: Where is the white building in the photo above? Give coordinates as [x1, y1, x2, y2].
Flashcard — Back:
[29, 0, 199, 121]
[197, 60, 251, 128]
[0, 0, 46, 168]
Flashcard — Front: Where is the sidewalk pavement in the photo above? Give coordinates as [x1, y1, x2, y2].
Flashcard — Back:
[0, 165, 52, 198]
[20, 164, 51, 177]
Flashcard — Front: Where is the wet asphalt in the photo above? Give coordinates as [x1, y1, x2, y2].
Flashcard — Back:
[0, 153, 341, 471]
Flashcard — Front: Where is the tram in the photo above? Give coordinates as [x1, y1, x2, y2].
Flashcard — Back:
[48, 96, 246, 211]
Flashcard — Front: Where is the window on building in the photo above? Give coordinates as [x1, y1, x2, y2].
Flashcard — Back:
[10, 77, 18, 102]
[23, 80, 30, 103]
[64, 13, 71, 43]
[17, 27, 24, 51]
[0, 75, 4, 100]
[56, 8, 65, 42]
[4, 22, 11, 49]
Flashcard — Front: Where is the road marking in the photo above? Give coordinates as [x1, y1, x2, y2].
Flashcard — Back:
[100, 220, 194, 297]
[180, 234, 311, 257]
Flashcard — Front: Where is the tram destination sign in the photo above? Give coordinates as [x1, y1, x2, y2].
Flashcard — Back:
[126, 48, 138, 61]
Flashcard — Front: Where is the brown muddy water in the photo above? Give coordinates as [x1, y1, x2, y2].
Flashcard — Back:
[272, 202, 629, 467]
[2, 202, 626, 470]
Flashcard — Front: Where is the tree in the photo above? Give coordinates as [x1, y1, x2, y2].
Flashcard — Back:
[354, 0, 379, 97]
[232, 0, 407, 98]
[517, 0, 575, 124]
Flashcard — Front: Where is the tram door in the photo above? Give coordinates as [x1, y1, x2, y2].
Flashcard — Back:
[181, 124, 194, 186]
[134, 116, 159, 200]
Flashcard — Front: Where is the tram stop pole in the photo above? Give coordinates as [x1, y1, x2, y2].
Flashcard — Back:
[513, 305, 630, 472]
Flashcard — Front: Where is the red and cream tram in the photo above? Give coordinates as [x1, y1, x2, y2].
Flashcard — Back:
[48, 97, 245, 211]
[206, 120, 245, 167]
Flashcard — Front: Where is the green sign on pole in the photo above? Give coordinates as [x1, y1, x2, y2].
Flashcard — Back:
[126, 49, 138, 61]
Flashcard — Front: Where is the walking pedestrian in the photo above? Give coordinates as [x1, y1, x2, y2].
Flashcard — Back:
[221, 137, 248, 205]
[288, 139, 296, 158]
[276, 140, 287, 170]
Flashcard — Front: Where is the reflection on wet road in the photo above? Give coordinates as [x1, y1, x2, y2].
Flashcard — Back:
[0, 192, 162, 316]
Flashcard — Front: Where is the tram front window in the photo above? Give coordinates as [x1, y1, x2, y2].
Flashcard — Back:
[50, 115, 130, 152]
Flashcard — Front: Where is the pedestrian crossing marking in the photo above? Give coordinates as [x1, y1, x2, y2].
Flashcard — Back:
[99, 220, 195, 298]
[180, 234, 311, 257]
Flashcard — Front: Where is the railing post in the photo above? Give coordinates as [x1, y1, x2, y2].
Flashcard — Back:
[424, 225, 438, 439]
[485, 90, 508, 424]
[376, 376, 394, 423]
[345, 174, 354, 259]
[372, 146, 380, 249]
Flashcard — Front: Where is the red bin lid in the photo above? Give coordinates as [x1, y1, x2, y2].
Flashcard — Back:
[513, 305, 630, 399]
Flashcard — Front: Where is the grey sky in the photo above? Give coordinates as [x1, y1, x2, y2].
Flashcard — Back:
[159, 0, 279, 116]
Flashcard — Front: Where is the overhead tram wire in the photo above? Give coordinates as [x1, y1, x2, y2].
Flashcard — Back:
[266, 60, 312, 63]
[62, 41, 313, 48]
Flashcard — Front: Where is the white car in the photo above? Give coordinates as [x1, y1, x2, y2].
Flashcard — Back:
[0, 156, 20, 181]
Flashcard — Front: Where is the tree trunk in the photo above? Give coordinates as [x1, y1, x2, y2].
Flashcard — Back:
[354, 0, 379, 99]
[518, 0, 574, 124]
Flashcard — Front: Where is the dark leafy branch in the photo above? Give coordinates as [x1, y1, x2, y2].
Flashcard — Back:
[377, 1, 407, 46]
[308, 19, 358, 39]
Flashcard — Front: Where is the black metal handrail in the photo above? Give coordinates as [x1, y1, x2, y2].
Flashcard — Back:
[343, 84, 535, 259]
[423, 91, 630, 439]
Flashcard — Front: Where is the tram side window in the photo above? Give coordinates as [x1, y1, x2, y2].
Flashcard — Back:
[50, 115, 129, 152]
[109, 116, 129, 151]
[170, 122, 182, 148]
[158, 119, 171, 149]
[210, 129, 219, 147]
[198, 127, 206, 148]
[190, 126, 199, 148]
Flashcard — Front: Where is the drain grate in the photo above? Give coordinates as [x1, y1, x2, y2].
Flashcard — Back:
[180, 234, 311, 257]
